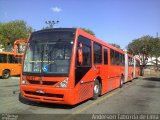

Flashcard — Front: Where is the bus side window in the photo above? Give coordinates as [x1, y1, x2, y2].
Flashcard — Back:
[110, 49, 115, 65]
[128, 57, 134, 66]
[128, 57, 131, 66]
[0, 54, 7, 63]
[115, 51, 120, 65]
[8, 55, 18, 63]
[104, 48, 108, 64]
[136, 60, 140, 67]
[94, 42, 102, 64]
[121, 54, 125, 66]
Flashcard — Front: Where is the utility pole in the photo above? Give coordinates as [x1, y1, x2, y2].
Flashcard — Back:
[155, 32, 159, 70]
[45, 20, 59, 28]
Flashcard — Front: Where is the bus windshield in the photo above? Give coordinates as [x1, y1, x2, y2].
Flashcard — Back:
[23, 30, 74, 76]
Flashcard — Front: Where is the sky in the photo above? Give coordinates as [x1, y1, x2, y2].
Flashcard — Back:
[0, 0, 160, 49]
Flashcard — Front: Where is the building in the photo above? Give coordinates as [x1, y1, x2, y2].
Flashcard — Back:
[146, 57, 160, 67]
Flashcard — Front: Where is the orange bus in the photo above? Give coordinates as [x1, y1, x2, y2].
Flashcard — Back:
[20, 28, 140, 105]
[0, 52, 22, 79]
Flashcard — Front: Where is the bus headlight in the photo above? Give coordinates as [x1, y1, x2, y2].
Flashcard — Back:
[56, 78, 68, 88]
[22, 77, 28, 85]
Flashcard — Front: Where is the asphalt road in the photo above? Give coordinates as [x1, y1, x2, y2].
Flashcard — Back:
[0, 76, 160, 120]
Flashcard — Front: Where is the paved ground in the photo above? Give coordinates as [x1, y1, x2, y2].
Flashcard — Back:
[0, 76, 160, 120]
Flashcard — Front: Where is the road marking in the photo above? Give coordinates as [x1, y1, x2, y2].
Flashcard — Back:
[65, 89, 119, 120]
[64, 79, 139, 120]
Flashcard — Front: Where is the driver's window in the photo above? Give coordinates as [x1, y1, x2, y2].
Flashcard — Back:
[77, 36, 92, 67]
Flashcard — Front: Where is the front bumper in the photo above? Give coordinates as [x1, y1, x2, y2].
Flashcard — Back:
[21, 85, 75, 105]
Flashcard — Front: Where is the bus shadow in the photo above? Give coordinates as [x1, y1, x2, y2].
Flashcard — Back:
[143, 77, 160, 82]
[19, 93, 88, 109]
[0, 75, 20, 80]
[12, 75, 20, 77]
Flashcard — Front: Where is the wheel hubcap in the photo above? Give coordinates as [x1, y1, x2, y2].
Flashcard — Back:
[4, 73, 8, 77]
[94, 85, 99, 94]
[121, 79, 123, 85]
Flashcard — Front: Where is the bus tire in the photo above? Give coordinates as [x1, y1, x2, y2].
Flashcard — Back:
[120, 76, 124, 88]
[2, 70, 10, 79]
[130, 73, 133, 82]
[19, 93, 33, 105]
[92, 79, 101, 100]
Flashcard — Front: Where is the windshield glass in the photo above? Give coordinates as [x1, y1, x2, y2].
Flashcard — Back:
[23, 30, 75, 75]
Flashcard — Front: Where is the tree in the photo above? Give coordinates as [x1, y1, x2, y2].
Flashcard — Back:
[150, 37, 160, 69]
[0, 20, 32, 51]
[81, 28, 95, 36]
[127, 35, 160, 74]
[110, 43, 121, 49]
[127, 35, 154, 66]
[42, 26, 51, 30]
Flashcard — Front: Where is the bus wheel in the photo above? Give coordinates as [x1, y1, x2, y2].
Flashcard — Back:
[130, 73, 133, 82]
[2, 70, 10, 79]
[120, 77, 124, 88]
[92, 79, 101, 100]
[19, 93, 34, 105]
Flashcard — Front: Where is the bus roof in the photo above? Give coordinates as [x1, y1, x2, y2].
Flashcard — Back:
[77, 28, 126, 54]
[31, 28, 123, 54]
[32, 28, 76, 35]
[30, 28, 139, 60]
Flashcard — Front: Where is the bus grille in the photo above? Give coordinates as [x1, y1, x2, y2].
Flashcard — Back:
[27, 80, 57, 86]
[24, 91, 63, 98]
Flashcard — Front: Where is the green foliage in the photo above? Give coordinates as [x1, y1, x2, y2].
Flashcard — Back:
[81, 28, 95, 36]
[110, 43, 121, 49]
[42, 26, 52, 30]
[128, 36, 152, 55]
[150, 37, 160, 57]
[0, 20, 32, 50]
[127, 35, 160, 66]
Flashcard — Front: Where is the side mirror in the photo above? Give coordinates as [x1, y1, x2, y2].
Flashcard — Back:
[78, 43, 83, 65]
